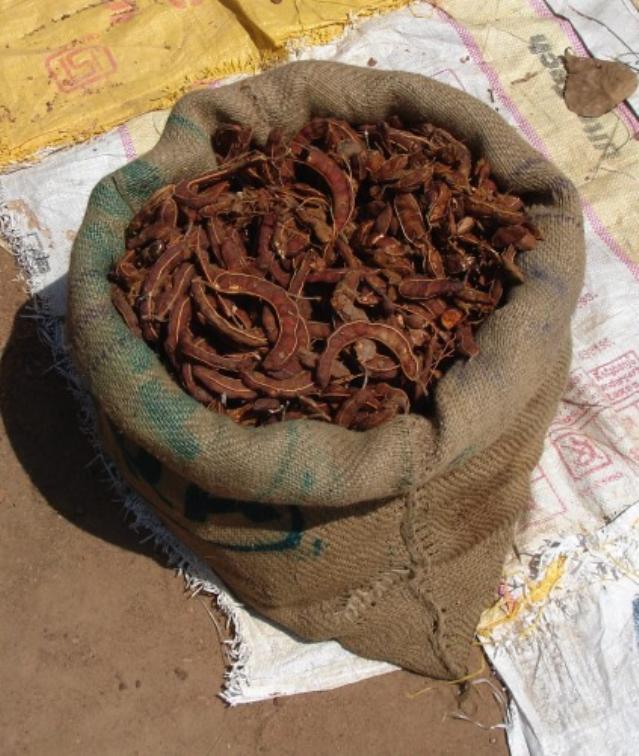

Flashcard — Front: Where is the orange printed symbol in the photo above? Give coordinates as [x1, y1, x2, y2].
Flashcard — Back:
[169, 0, 203, 8]
[46, 44, 117, 93]
[105, 0, 137, 25]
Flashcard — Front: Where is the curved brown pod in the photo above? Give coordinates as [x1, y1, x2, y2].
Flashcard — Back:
[261, 305, 279, 343]
[394, 193, 427, 243]
[179, 333, 258, 372]
[465, 194, 525, 225]
[192, 365, 258, 400]
[111, 286, 142, 338]
[316, 321, 420, 388]
[241, 370, 315, 398]
[256, 211, 277, 271]
[398, 277, 464, 300]
[173, 154, 264, 207]
[138, 239, 186, 333]
[290, 142, 354, 232]
[191, 279, 269, 348]
[335, 388, 380, 428]
[331, 270, 368, 323]
[181, 362, 217, 406]
[208, 271, 304, 371]
[373, 383, 411, 413]
[155, 262, 195, 321]
[165, 294, 192, 367]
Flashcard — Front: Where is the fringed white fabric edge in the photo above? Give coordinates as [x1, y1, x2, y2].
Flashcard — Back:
[0, 204, 251, 705]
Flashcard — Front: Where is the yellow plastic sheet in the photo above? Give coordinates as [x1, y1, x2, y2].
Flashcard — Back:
[0, 0, 407, 168]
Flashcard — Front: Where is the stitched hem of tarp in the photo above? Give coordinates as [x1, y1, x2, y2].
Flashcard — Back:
[0, 208, 253, 706]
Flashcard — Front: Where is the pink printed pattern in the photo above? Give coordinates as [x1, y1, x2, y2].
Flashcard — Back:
[589, 351, 639, 406]
[528, 464, 567, 525]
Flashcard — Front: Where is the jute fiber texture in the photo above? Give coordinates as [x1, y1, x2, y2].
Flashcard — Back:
[68, 61, 585, 678]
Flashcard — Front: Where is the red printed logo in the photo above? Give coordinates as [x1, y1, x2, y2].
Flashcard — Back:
[169, 0, 203, 8]
[554, 432, 612, 480]
[589, 351, 639, 406]
[46, 44, 117, 93]
[105, 0, 137, 24]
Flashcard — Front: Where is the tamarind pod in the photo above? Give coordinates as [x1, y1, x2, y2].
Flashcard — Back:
[137, 240, 186, 341]
[371, 251, 414, 277]
[155, 263, 195, 321]
[335, 237, 362, 269]
[298, 395, 332, 422]
[440, 308, 464, 330]
[192, 365, 258, 400]
[316, 321, 420, 389]
[331, 270, 369, 323]
[373, 153, 410, 182]
[191, 279, 269, 348]
[456, 323, 480, 358]
[261, 305, 279, 344]
[306, 268, 350, 284]
[464, 194, 526, 225]
[179, 334, 258, 371]
[288, 253, 314, 297]
[220, 230, 249, 271]
[394, 193, 427, 243]
[360, 353, 400, 381]
[500, 244, 525, 284]
[111, 286, 142, 338]
[215, 293, 253, 331]
[253, 397, 283, 413]
[491, 224, 538, 251]
[370, 235, 406, 257]
[398, 277, 464, 300]
[308, 321, 332, 340]
[126, 221, 175, 250]
[207, 271, 303, 370]
[373, 204, 393, 235]
[173, 154, 265, 207]
[181, 362, 217, 406]
[241, 370, 315, 398]
[391, 164, 434, 192]
[456, 286, 495, 305]
[127, 184, 176, 235]
[256, 212, 277, 271]
[335, 388, 381, 429]
[290, 142, 354, 232]
[165, 294, 191, 367]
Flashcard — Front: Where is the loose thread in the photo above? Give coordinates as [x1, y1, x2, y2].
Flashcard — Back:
[406, 655, 486, 700]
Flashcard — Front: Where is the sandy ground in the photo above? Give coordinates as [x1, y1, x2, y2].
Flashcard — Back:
[0, 246, 508, 755]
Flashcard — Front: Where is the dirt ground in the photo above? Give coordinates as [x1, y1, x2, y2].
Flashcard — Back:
[0, 247, 508, 755]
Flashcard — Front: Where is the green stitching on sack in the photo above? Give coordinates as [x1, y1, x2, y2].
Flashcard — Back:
[166, 112, 209, 142]
[137, 378, 200, 461]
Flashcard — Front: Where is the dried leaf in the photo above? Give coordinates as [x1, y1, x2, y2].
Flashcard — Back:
[563, 52, 638, 118]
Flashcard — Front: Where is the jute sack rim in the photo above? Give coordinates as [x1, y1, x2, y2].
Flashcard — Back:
[68, 61, 584, 508]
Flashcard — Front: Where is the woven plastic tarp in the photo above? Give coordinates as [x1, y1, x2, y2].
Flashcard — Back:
[0, 0, 407, 167]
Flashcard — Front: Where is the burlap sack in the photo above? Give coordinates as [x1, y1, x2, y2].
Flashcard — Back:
[68, 61, 585, 678]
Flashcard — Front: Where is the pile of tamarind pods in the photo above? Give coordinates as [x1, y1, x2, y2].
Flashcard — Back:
[110, 116, 539, 430]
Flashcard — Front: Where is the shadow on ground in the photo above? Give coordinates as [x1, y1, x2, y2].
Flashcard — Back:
[0, 289, 158, 560]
